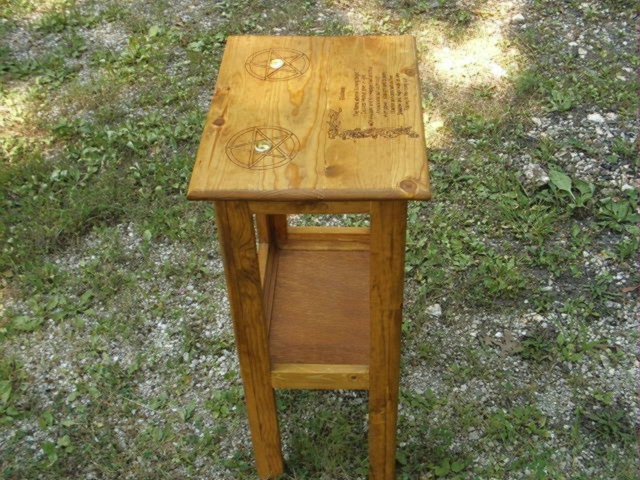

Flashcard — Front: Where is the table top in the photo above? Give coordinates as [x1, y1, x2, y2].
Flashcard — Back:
[187, 35, 431, 201]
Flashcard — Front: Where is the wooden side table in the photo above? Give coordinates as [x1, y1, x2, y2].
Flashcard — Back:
[188, 35, 431, 480]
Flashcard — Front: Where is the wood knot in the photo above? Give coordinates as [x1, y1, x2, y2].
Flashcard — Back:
[402, 67, 416, 77]
[400, 179, 417, 193]
[212, 117, 225, 126]
[324, 165, 342, 177]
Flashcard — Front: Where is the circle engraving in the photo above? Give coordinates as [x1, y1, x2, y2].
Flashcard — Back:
[226, 127, 300, 170]
[245, 48, 309, 81]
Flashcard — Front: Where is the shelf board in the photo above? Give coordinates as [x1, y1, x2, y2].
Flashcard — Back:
[268, 248, 370, 367]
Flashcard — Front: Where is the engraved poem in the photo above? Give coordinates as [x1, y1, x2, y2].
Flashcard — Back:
[328, 68, 418, 140]
[353, 67, 412, 125]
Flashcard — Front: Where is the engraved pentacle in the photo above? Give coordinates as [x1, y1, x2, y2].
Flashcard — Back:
[245, 48, 309, 81]
[226, 127, 300, 170]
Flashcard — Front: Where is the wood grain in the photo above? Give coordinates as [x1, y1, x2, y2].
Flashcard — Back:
[368, 201, 407, 480]
[280, 226, 370, 251]
[256, 214, 288, 246]
[269, 249, 370, 366]
[287, 226, 370, 239]
[271, 363, 369, 390]
[249, 200, 370, 215]
[188, 36, 430, 201]
[214, 201, 283, 479]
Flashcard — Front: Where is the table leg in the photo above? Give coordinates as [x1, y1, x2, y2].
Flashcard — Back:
[215, 201, 284, 479]
[368, 201, 407, 480]
[256, 214, 288, 245]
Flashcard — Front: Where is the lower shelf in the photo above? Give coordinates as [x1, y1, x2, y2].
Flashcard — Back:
[267, 248, 370, 389]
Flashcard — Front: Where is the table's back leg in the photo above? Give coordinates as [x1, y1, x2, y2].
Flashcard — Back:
[255, 213, 287, 330]
[368, 201, 407, 480]
[214, 201, 284, 479]
[256, 213, 288, 245]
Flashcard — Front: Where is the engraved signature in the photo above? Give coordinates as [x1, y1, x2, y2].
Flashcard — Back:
[327, 108, 419, 140]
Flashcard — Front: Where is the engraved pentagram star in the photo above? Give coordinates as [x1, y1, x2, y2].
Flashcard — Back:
[245, 48, 310, 81]
[226, 127, 300, 170]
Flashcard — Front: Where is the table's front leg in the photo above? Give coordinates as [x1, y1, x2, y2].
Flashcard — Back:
[368, 201, 407, 480]
[214, 201, 284, 479]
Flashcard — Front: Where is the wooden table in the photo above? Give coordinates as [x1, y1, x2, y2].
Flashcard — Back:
[188, 35, 431, 480]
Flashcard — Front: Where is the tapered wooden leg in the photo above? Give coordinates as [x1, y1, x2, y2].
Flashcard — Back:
[368, 201, 407, 480]
[215, 201, 284, 480]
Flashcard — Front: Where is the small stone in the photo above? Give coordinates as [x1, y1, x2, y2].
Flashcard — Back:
[605, 112, 618, 121]
[521, 163, 549, 188]
[511, 13, 525, 23]
[587, 112, 605, 123]
[469, 430, 481, 441]
[426, 304, 442, 317]
[578, 47, 588, 56]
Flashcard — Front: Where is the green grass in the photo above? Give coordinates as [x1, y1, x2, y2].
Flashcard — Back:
[1, 0, 638, 479]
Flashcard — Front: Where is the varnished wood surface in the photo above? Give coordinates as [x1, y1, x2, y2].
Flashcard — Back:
[268, 249, 370, 365]
[281, 226, 370, 251]
[188, 36, 430, 201]
[249, 200, 370, 215]
[214, 201, 284, 479]
[271, 363, 369, 390]
[286, 226, 370, 239]
[368, 201, 407, 480]
[256, 214, 287, 331]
